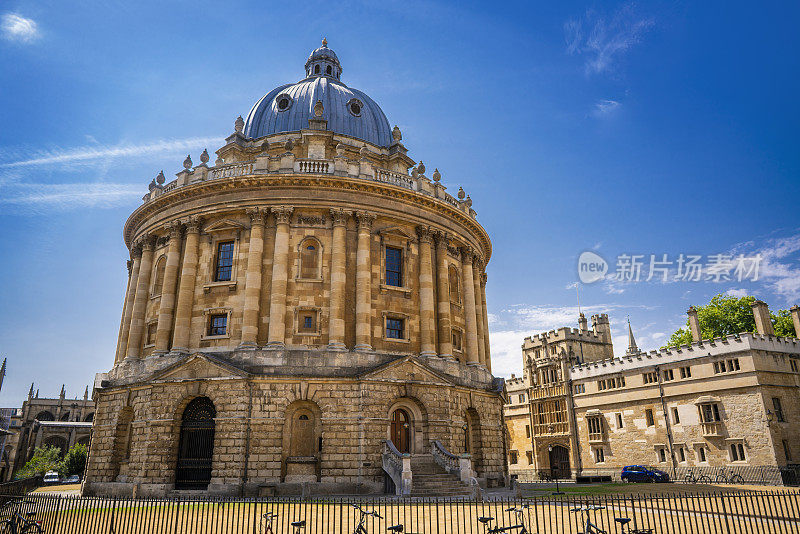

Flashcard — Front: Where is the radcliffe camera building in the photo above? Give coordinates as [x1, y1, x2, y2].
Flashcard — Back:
[83, 41, 505, 497]
[505, 301, 800, 481]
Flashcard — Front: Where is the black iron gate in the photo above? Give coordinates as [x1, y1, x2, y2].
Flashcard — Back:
[175, 397, 216, 490]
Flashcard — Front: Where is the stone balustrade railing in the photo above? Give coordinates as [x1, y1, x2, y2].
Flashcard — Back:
[382, 440, 412, 495]
[143, 157, 477, 220]
[431, 440, 474, 484]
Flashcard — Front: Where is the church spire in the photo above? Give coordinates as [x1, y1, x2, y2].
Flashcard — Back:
[626, 316, 639, 356]
[28, 382, 34, 400]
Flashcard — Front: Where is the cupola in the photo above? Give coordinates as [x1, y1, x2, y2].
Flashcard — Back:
[305, 38, 342, 80]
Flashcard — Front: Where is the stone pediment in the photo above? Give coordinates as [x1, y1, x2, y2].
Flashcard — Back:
[203, 219, 246, 234]
[360, 356, 454, 386]
[151, 353, 248, 382]
[376, 226, 413, 240]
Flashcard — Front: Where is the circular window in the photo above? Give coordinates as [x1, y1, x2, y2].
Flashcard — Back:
[348, 98, 363, 117]
[276, 94, 292, 112]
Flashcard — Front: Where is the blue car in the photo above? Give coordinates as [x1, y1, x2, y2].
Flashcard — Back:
[621, 465, 670, 483]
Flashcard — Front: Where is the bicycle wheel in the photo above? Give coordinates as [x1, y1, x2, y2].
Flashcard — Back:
[21, 523, 42, 534]
[715, 474, 727, 484]
[730, 474, 744, 484]
[0, 520, 14, 533]
[698, 475, 712, 484]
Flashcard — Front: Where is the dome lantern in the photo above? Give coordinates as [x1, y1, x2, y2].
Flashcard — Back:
[305, 38, 342, 80]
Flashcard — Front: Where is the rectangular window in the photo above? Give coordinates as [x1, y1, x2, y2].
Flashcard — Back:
[728, 358, 740, 371]
[208, 314, 227, 336]
[672, 407, 681, 424]
[526, 451, 533, 465]
[700, 403, 721, 422]
[663, 369, 674, 381]
[510, 450, 518, 464]
[299, 312, 317, 333]
[645, 409, 655, 427]
[791, 360, 798, 373]
[715, 359, 740, 374]
[386, 317, 404, 339]
[385, 246, 403, 287]
[698, 446, 707, 463]
[658, 447, 667, 463]
[146, 322, 157, 346]
[452, 331, 462, 351]
[713, 361, 723, 374]
[773, 397, 785, 422]
[519, 394, 526, 403]
[214, 241, 234, 282]
[616, 413, 623, 429]
[680, 366, 692, 379]
[643, 372, 658, 384]
[678, 447, 686, 463]
[575, 384, 586, 394]
[730, 443, 746, 462]
[594, 448, 605, 463]
[783, 440, 792, 462]
[525, 425, 531, 438]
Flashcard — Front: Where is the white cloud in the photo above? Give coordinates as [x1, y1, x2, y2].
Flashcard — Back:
[1, 136, 221, 170]
[564, 4, 654, 75]
[732, 232, 800, 301]
[489, 330, 528, 378]
[725, 288, 749, 298]
[0, 182, 142, 211]
[592, 99, 620, 117]
[1, 13, 39, 43]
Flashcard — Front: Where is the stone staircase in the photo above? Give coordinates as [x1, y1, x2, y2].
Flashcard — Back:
[409, 454, 472, 497]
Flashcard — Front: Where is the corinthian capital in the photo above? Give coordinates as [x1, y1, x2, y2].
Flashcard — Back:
[136, 234, 156, 251]
[185, 215, 203, 234]
[460, 246, 474, 263]
[355, 211, 376, 231]
[481, 272, 488, 286]
[472, 254, 484, 271]
[416, 225, 433, 243]
[272, 206, 294, 225]
[165, 219, 183, 240]
[432, 230, 449, 250]
[330, 208, 351, 227]
[247, 207, 268, 226]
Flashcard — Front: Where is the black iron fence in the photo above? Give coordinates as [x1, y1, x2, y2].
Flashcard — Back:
[514, 465, 800, 486]
[0, 491, 797, 533]
[0, 476, 42, 497]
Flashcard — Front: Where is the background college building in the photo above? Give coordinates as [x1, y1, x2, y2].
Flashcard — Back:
[505, 301, 800, 481]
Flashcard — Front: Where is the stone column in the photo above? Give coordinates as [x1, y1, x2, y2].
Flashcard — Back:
[434, 232, 453, 359]
[328, 209, 350, 350]
[687, 306, 702, 343]
[171, 217, 202, 354]
[460, 248, 480, 366]
[153, 221, 183, 355]
[266, 206, 293, 348]
[416, 226, 436, 356]
[354, 211, 376, 351]
[480, 273, 492, 372]
[115, 251, 141, 364]
[239, 208, 267, 349]
[472, 255, 486, 367]
[125, 236, 155, 360]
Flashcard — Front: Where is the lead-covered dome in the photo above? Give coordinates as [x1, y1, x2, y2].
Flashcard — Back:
[243, 40, 393, 147]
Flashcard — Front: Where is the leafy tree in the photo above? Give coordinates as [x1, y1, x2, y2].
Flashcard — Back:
[666, 294, 797, 347]
[13, 445, 61, 480]
[58, 443, 88, 478]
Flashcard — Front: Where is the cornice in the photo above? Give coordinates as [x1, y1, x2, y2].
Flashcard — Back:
[124, 173, 492, 261]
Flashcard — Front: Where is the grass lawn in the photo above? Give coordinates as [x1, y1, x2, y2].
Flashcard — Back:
[32, 484, 81, 493]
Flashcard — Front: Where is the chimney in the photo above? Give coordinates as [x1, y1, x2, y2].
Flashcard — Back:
[791, 306, 800, 339]
[687, 306, 702, 343]
[751, 300, 774, 336]
[578, 312, 588, 333]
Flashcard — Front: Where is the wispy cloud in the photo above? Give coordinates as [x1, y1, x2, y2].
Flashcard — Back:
[0, 182, 142, 211]
[592, 99, 620, 117]
[564, 4, 654, 75]
[1, 137, 221, 170]
[730, 232, 800, 301]
[1, 13, 39, 43]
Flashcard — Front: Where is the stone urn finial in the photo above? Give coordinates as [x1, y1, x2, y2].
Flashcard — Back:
[457, 187, 465, 200]
[336, 143, 345, 157]
[465, 194, 472, 207]
[156, 170, 165, 185]
[411, 166, 419, 179]
[432, 168, 441, 182]
[200, 148, 210, 164]
[234, 115, 244, 133]
[392, 125, 402, 142]
[417, 161, 425, 175]
[322, 37, 328, 47]
[360, 144, 369, 159]
[285, 137, 294, 152]
[148, 178, 157, 191]
[314, 100, 324, 117]
[215, 155, 223, 166]
[183, 154, 192, 169]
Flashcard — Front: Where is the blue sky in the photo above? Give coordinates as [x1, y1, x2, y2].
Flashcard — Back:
[1, 1, 799, 406]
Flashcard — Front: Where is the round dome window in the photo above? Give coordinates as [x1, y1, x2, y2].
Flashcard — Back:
[276, 94, 293, 112]
[348, 98, 363, 117]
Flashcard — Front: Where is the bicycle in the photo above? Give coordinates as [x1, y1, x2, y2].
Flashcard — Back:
[386, 524, 422, 533]
[613, 518, 653, 534]
[0, 499, 43, 533]
[351, 504, 382, 534]
[258, 512, 278, 534]
[683, 468, 711, 485]
[714, 468, 744, 485]
[570, 505, 606, 534]
[477, 504, 532, 533]
[290, 519, 305, 534]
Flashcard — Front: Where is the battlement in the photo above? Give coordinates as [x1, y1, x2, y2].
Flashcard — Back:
[568, 332, 800, 379]
[523, 326, 605, 348]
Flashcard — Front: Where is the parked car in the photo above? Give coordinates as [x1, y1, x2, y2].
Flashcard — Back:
[621, 465, 670, 483]
[63, 475, 80, 484]
[43, 471, 60, 485]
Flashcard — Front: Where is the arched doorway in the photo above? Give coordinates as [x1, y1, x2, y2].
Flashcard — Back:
[465, 408, 483, 475]
[281, 400, 322, 482]
[290, 411, 314, 457]
[548, 445, 571, 479]
[43, 436, 68, 457]
[390, 409, 411, 453]
[175, 397, 216, 490]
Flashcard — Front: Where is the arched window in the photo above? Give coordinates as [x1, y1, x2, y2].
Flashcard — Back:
[299, 238, 321, 280]
[84, 412, 94, 422]
[60, 411, 70, 421]
[314, 65, 320, 74]
[175, 397, 216, 490]
[449, 265, 461, 304]
[326, 65, 332, 75]
[34, 411, 54, 422]
[152, 256, 166, 296]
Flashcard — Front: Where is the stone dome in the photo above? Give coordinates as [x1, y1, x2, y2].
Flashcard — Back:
[242, 40, 393, 147]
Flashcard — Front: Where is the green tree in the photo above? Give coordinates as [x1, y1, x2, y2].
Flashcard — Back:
[58, 443, 88, 478]
[666, 294, 797, 347]
[13, 445, 61, 480]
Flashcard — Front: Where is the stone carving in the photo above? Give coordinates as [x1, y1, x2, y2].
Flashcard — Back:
[235, 115, 244, 133]
[185, 215, 203, 234]
[417, 161, 426, 175]
[460, 247, 474, 262]
[335, 143, 345, 157]
[272, 206, 294, 224]
[284, 138, 294, 152]
[416, 225, 433, 243]
[296, 214, 326, 226]
[330, 208, 350, 226]
[313, 100, 324, 117]
[200, 149, 210, 164]
[457, 187, 465, 200]
[355, 210, 376, 230]
[432, 168, 441, 182]
[392, 125, 402, 142]
[247, 207, 267, 225]
[156, 170, 166, 185]
[166, 220, 183, 239]
[183, 155, 192, 169]
[360, 144, 369, 159]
